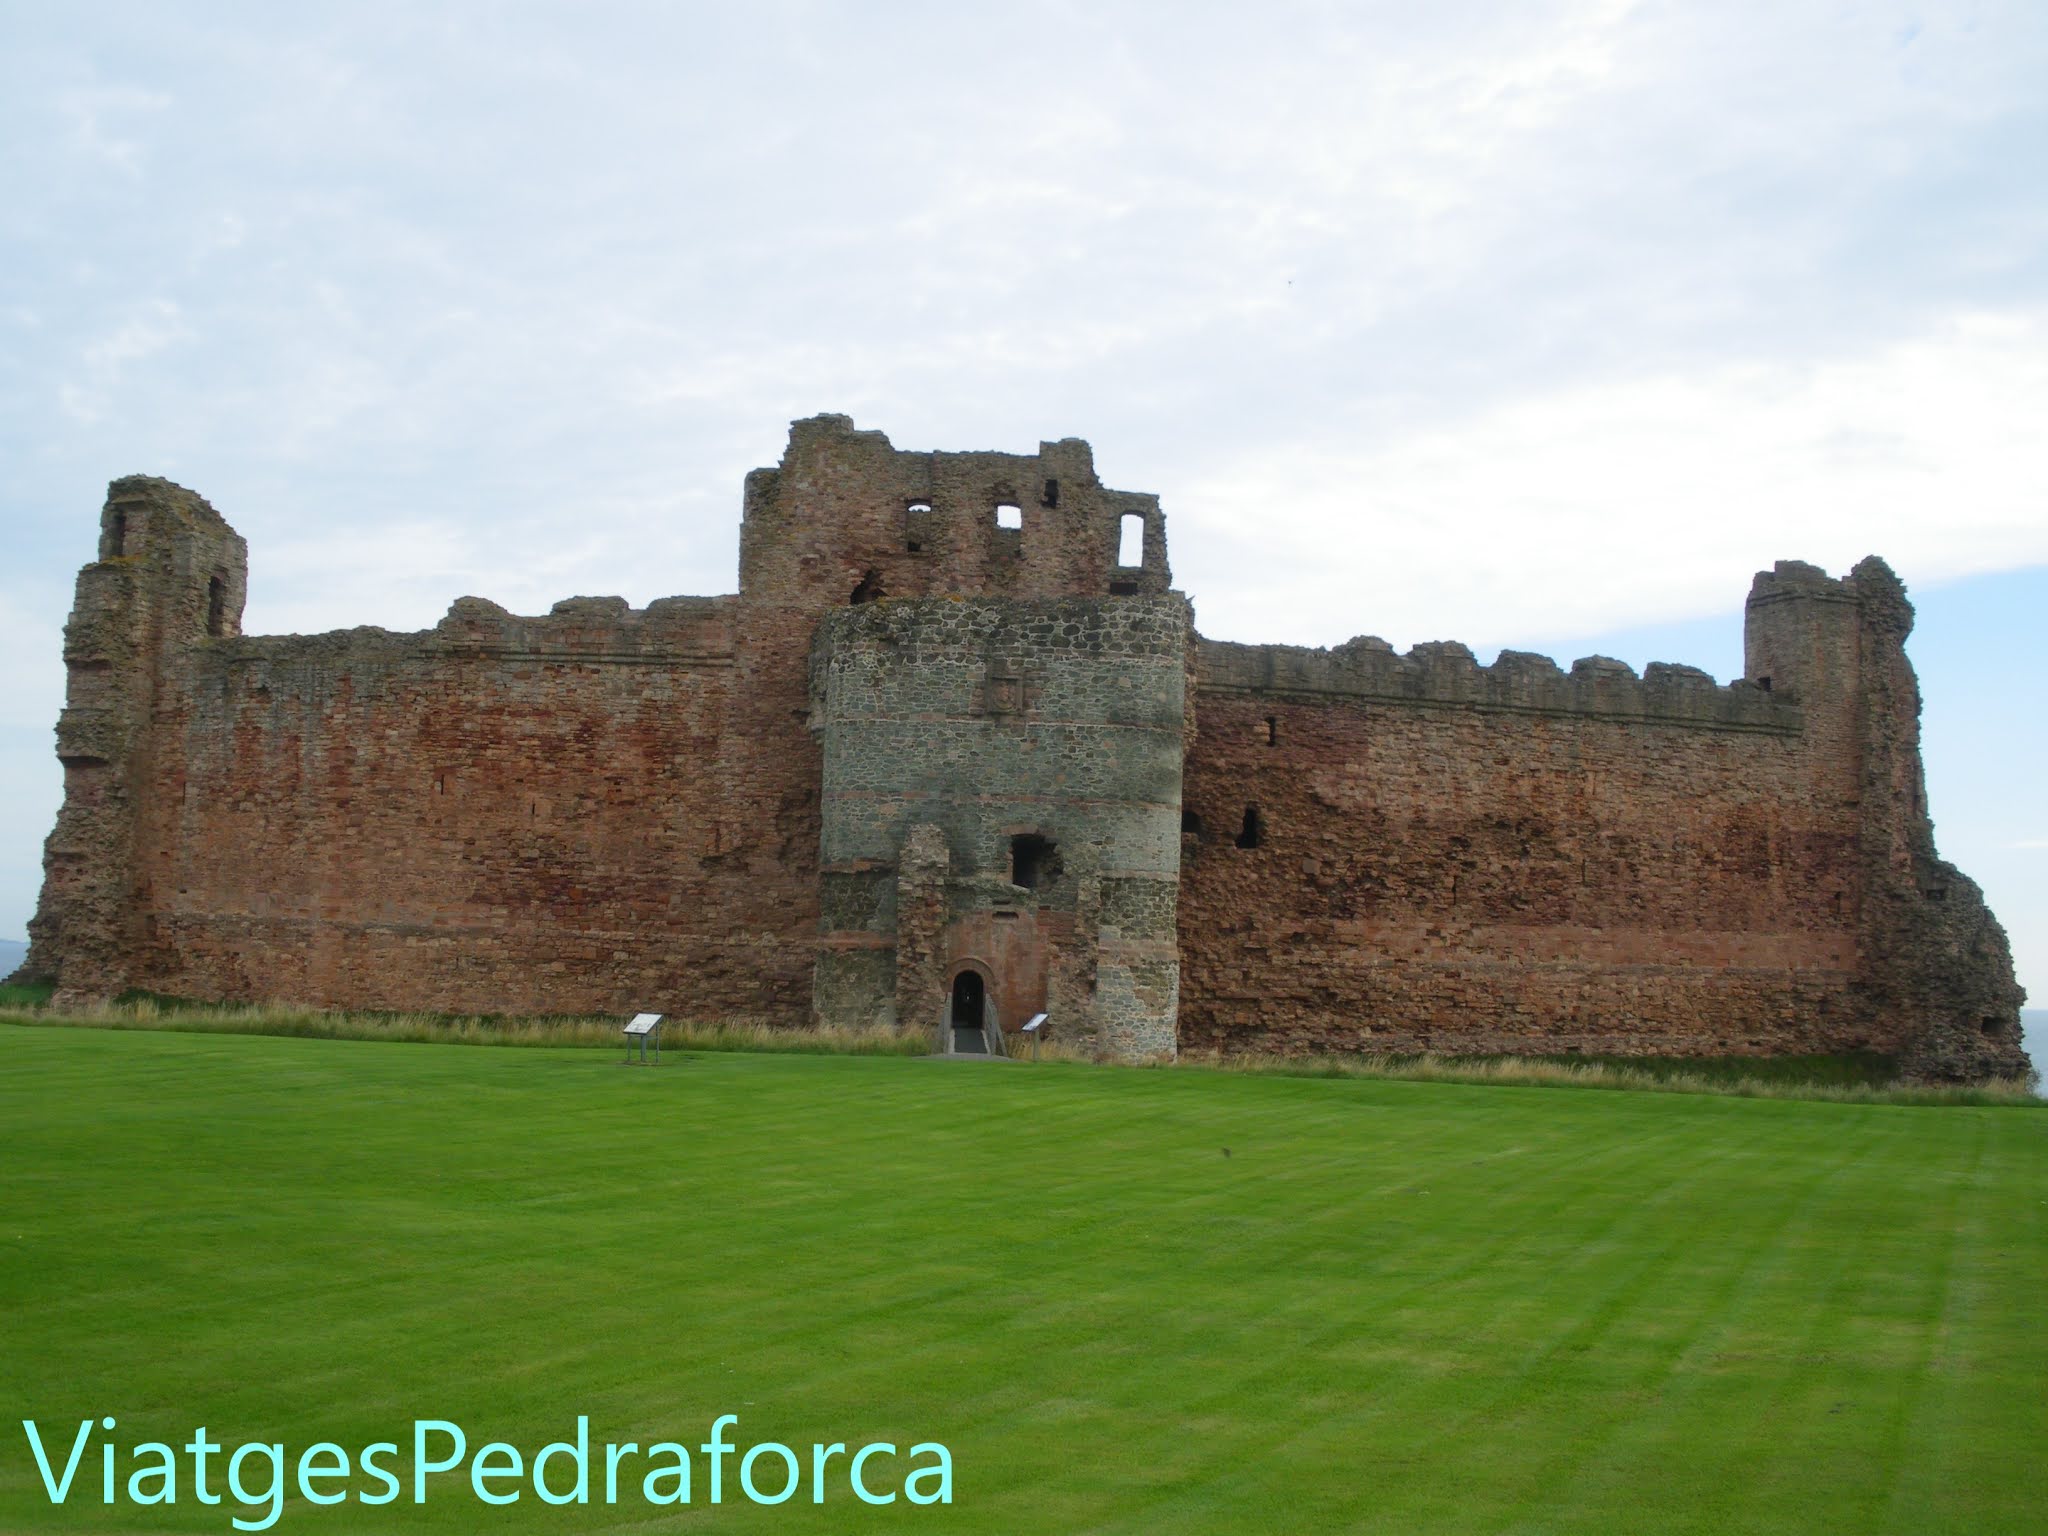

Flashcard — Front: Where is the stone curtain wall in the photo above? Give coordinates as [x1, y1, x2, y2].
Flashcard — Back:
[136, 599, 821, 1021]
[1178, 636, 1861, 1058]
[1179, 579, 2028, 1076]
[18, 422, 2027, 1077]
[24, 476, 820, 1022]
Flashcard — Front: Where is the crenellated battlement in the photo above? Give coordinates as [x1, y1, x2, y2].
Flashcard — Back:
[1197, 635, 1801, 733]
[180, 596, 738, 696]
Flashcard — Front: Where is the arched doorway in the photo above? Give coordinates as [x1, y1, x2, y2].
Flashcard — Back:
[949, 970, 988, 1054]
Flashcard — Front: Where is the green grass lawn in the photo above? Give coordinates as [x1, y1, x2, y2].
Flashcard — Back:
[1, 1026, 2041, 1534]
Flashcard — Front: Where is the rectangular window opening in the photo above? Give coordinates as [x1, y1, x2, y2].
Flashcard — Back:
[1235, 806, 1263, 849]
[1117, 511, 1144, 567]
[995, 502, 1023, 530]
[1010, 833, 1060, 890]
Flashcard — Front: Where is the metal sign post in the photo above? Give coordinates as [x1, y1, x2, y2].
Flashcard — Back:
[1022, 1012, 1047, 1060]
[623, 1012, 663, 1065]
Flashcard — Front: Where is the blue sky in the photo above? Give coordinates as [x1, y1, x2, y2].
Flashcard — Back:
[1, 1, 2042, 996]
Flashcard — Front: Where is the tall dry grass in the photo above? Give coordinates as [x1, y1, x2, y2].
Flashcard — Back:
[1166, 1046, 2042, 1107]
[0, 995, 927, 1057]
[2, 995, 2036, 1104]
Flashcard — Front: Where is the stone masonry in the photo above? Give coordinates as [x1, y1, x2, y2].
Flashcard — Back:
[14, 415, 2031, 1079]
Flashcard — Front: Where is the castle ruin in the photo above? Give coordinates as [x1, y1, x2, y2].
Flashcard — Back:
[16, 414, 2030, 1080]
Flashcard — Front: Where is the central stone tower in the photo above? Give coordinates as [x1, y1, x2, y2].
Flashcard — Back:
[739, 414, 1189, 1056]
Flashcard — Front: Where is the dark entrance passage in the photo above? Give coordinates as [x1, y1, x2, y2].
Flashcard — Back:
[950, 970, 988, 1054]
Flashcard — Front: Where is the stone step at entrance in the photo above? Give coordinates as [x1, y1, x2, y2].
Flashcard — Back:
[945, 969, 1008, 1057]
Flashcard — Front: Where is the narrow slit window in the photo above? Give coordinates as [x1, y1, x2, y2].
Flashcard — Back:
[1041, 478, 1059, 508]
[1117, 512, 1144, 567]
[905, 500, 930, 553]
[106, 510, 127, 560]
[1264, 716, 1278, 746]
[1235, 805, 1263, 849]
[206, 574, 228, 637]
[996, 502, 1023, 530]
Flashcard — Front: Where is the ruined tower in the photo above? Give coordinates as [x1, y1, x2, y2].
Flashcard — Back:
[1746, 558, 2029, 1079]
[25, 477, 246, 1008]
[742, 416, 1186, 1055]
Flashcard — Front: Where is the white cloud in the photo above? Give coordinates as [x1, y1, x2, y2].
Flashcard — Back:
[59, 300, 192, 425]
[3, 0, 2047, 987]
[1178, 309, 2048, 649]
[58, 83, 170, 174]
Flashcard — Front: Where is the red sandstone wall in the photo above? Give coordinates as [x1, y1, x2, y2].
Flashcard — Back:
[133, 595, 820, 1023]
[23, 439, 2025, 1078]
[1178, 642, 1872, 1058]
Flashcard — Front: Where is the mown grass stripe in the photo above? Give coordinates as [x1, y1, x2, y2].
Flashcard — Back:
[2, 1026, 2040, 1534]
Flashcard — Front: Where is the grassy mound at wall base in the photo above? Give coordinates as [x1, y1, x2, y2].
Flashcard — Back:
[4, 994, 2035, 1104]
[1177, 1046, 2041, 1106]
[0, 990, 929, 1056]
[2, 1024, 2043, 1534]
